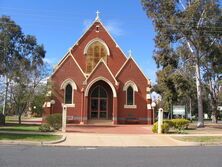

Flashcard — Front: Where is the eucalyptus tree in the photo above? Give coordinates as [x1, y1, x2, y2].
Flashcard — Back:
[0, 16, 46, 123]
[141, 0, 222, 127]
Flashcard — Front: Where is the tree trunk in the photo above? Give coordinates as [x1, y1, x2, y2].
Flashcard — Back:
[2, 76, 9, 116]
[189, 97, 192, 122]
[18, 114, 22, 125]
[211, 99, 218, 123]
[195, 62, 204, 128]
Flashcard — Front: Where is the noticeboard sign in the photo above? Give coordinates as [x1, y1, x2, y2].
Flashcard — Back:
[217, 106, 222, 111]
[173, 105, 185, 115]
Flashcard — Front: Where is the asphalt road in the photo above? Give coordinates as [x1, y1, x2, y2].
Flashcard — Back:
[0, 145, 222, 167]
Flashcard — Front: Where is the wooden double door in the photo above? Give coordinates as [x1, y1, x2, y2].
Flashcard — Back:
[90, 85, 108, 119]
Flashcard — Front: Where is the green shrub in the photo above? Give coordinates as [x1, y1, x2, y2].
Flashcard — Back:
[171, 119, 190, 133]
[46, 113, 62, 130]
[152, 122, 158, 133]
[39, 124, 52, 132]
[152, 122, 170, 133]
[163, 119, 174, 127]
[162, 122, 170, 133]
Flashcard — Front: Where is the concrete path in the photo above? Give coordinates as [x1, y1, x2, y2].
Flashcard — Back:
[66, 124, 152, 134]
[54, 133, 198, 147]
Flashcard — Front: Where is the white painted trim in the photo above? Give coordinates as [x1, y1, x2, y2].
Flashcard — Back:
[70, 20, 98, 51]
[50, 51, 70, 77]
[147, 104, 151, 110]
[124, 105, 137, 109]
[85, 58, 119, 86]
[50, 51, 87, 79]
[123, 80, 138, 92]
[60, 78, 77, 90]
[130, 56, 150, 82]
[84, 76, 117, 97]
[70, 52, 87, 78]
[115, 57, 150, 83]
[83, 38, 110, 56]
[99, 21, 128, 59]
[115, 57, 130, 78]
[146, 87, 151, 92]
[146, 94, 151, 100]
[66, 104, 75, 108]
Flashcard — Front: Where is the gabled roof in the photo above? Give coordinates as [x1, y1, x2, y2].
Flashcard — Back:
[50, 51, 86, 79]
[115, 56, 151, 85]
[84, 58, 119, 86]
[54, 14, 128, 72]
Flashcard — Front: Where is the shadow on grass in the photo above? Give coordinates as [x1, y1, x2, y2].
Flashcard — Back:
[0, 123, 40, 132]
[0, 133, 61, 141]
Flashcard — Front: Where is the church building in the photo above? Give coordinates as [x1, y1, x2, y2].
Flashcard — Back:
[43, 12, 153, 125]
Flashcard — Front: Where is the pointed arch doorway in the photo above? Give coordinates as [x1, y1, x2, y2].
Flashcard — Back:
[88, 80, 113, 120]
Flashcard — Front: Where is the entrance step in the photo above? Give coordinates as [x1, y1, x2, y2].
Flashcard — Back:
[87, 120, 113, 125]
[67, 120, 113, 128]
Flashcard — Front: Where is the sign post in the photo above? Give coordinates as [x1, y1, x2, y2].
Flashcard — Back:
[158, 108, 163, 134]
[62, 104, 67, 133]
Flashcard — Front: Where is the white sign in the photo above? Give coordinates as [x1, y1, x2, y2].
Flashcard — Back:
[217, 106, 222, 111]
[173, 105, 185, 115]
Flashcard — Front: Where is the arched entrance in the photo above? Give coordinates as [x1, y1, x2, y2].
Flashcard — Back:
[88, 80, 113, 120]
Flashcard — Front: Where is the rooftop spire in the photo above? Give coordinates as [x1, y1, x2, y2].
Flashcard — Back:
[128, 49, 132, 57]
[95, 10, 100, 21]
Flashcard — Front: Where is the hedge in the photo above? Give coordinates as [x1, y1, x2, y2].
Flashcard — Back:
[152, 119, 190, 134]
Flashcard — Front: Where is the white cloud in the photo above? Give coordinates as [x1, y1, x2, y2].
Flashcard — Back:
[43, 57, 56, 66]
[82, 19, 92, 32]
[105, 20, 124, 37]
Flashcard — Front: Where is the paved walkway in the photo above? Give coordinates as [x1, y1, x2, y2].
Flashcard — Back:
[1, 122, 222, 147]
[55, 133, 198, 147]
[55, 123, 222, 147]
[66, 124, 152, 134]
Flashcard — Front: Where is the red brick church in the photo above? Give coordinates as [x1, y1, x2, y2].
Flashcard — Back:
[43, 12, 153, 125]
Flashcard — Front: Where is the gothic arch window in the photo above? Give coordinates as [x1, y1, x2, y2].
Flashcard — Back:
[84, 38, 109, 73]
[123, 80, 138, 109]
[60, 78, 77, 107]
[126, 86, 133, 105]
[65, 84, 72, 104]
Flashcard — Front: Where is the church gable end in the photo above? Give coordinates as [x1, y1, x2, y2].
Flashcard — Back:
[85, 59, 118, 86]
[116, 58, 149, 89]
[70, 20, 127, 75]
[51, 55, 85, 90]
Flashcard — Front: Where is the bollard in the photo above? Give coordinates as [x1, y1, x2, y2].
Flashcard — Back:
[62, 104, 67, 133]
[158, 108, 163, 134]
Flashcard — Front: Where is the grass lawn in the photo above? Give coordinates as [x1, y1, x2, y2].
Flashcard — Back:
[0, 133, 62, 142]
[173, 136, 222, 143]
[0, 124, 40, 132]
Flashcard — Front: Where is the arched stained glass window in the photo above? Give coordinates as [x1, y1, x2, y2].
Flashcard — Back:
[86, 41, 108, 73]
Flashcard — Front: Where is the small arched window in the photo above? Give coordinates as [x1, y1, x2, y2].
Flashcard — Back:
[127, 86, 134, 105]
[65, 84, 72, 104]
[123, 80, 138, 109]
[60, 78, 77, 107]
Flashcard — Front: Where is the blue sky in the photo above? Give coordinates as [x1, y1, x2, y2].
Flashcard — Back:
[0, 0, 157, 83]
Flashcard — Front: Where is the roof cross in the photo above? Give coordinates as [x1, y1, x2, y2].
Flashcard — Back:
[95, 10, 100, 21]
[128, 49, 132, 57]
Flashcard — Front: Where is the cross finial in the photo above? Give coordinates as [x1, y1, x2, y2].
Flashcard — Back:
[128, 49, 132, 56]
[95, 10, 100, 21]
